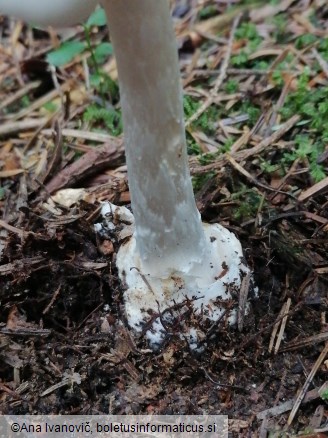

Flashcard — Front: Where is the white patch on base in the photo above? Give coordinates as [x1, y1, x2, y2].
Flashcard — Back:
[96, 202, 250, 349]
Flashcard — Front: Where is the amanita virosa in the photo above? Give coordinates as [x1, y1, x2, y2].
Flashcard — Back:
[0, 0, 98, 27]
[1, 0, 252, 348]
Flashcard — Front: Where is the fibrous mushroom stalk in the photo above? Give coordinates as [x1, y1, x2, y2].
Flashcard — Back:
[102, 0, 252, 347]
[104, 0, 209, 277]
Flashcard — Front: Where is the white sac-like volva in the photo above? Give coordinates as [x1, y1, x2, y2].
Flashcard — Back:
[96, 202, 251, 350]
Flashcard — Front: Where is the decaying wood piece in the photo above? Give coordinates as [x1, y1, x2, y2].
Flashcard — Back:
[43, 139, 124, 195]
[280, 331, 328, 352]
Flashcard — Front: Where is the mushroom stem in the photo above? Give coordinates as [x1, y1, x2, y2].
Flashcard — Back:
[101, 0, 252, 347]
[103, 0, 208, 277]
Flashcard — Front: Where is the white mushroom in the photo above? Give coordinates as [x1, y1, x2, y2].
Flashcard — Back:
[1, 0, 253, 348]
[0, 0, 98, 26]
[101, 1, 251, 347]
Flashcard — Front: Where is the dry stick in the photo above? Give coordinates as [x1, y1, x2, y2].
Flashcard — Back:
[0, 169, 25, 178]
[270, 157, 300, 203]
[11, 80, 74, 121]
[298, 176, 328, 202]
[226, 155, 297, 198]
[236, 114, 300, 160]
[41, 121, 63, 184]
[309, 405, 325, 430]
[40, 372, 82, 398]
[230, 115, 263, 154]
[312, 48, 328, 79]
[185, 14, 241, 128]
[314, 426, 328, 434]
[43, 285, 61, 315]
[265, 73, 293, 133]
[257, 386, 321, 420]
[0, 219, 30, 238]
[0, 327, 51, 336]
[237, 271, 251, 331]
[274, 297, 291, 354]
[201, 367, 245, 390]
[226, 68, 300, 76]
[236, 302, 303, 356]
[23, 111, 60, 154]
[0, 118, 48, 136]
[259, 417, 269, 438]
[280, 331, 328, 353]
[315, 266, 328, 274]
[268, 301, 287, 354]
[0, 257, 44, 275]
[42, 128, 119, 144]
[0, 80, 41, 112]
[287, 342, 328, 426]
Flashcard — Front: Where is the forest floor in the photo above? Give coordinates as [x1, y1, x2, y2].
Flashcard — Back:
[0, 0, 328, 436]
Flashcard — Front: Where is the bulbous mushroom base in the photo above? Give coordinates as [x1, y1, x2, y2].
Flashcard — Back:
[97, 203, 253, 350]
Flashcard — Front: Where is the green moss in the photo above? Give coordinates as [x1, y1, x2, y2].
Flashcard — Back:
[83, 104, 122, 136]
[225, 80, 239, 94]
[192, 172, 215, 191]
[231, 186, 263, 220]
[198, 5, 217, 19]
[184, 95, 221, 135]
[295, 33, 318, 49]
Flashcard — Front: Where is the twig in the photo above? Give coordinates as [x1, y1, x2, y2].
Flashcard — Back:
[287, 342, 328, 426]
[201, 367, 245, 390]
[280, 331, 328, 353]
[238, 272, 251, 331]
[43, 285, 62, 315]
[236, 301, 302, 355]
[0, 118, 48, 136]
[41, 120, 63, 184]
[298, 176, 328, 202]
[235, 114, 301, 161]
[10, 80, 74, 121]
[312, 48, 328, 79]
[268, 301, 286, 354]
[0, 80, 41, 112]
[42, 128, 119, 143]
[0, 219, 30, 238]
[40, 371, 82, 397]
[274, 298, 291, 354]
[226, 154, 297, 198]
[0, 327, 51, 336]
[0, 256, 44, 275]
[257, 386, 321, 420]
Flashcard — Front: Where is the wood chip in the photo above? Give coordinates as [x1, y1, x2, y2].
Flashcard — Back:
[298, 177, 328, 202]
